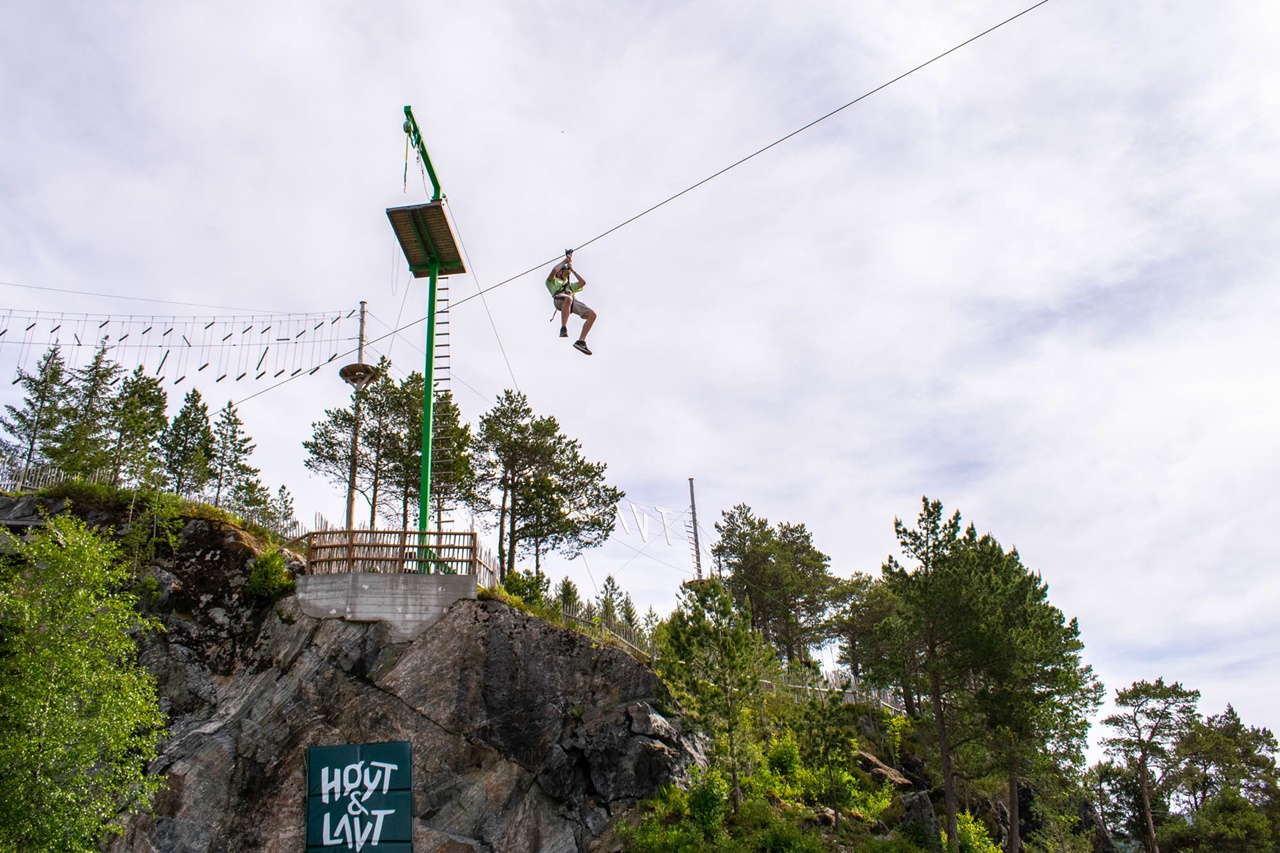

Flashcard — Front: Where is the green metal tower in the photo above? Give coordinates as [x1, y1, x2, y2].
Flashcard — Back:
[386, 106, 465, 542]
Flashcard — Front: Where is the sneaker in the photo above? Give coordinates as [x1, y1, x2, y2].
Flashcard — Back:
[573, 340, 592, 356]
[559, 325, 568, 338]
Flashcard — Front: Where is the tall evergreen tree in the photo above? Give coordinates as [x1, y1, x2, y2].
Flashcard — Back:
[358, 360, 400, 528]
[1102, 678, 1201, 853]
[473, 390, 621, 580]
[1163, 704, 1279, 850]
[159, 389, 215, 498]
[210, 400, 259, 509]
[0, 345, 70, 486]
[713, 506, 835, 664]
[554, 575, 581, 612]
[107, 367, 168, 488]
[949, 535, 1102, 852]
[429, 387, 476, 528]
[881, 496, 965, 851]
[47, 344, 122, 477]
[597, 574, 623, 623]
[303, 400, 361, 511]
[658, 578, 776, 811]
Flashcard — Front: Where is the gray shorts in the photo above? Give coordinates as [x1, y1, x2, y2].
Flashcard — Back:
[553, 293, 591, 317]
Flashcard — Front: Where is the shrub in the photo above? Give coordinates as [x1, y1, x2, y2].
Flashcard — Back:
[767, 733, 802, 780]
[503, 569, 550, 606]
[246, 549, 294, 599]
[687, 772, 729, 836]
[944, 811, 1000, 853]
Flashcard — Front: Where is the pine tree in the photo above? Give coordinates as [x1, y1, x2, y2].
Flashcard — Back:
[303, 402, 360, 510]
[714, 506, 835, 664]
[598, 574, 622, 623]
[554, 576, 581, 612]
[48, 344, 123, 478]
[382, 370, 422, 529]
[881, 496, 965, 851]
[658, 579, 776, 811]
[0, 345, 70, 487]
[359, 365, 394, 528]
[429, 388, 476, 528]
[107, 367, 168, 488]
[210, 400, 259, 509]
[1102, 678, 1202, 853]
[159, 389, 215, 498]
[952, 535, 1102, 852]
[473, 390, 622, 581]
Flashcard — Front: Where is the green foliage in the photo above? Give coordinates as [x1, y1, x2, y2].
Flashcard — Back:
[555, 575, 581, 611]
[210, 400, 259, 509]
[503, 568, 550, 606]
[478, 584, 530, 613]
[428, 387, 478, 526]
[246, 548, 294, 599]
[858, 839, 930, 853]
[885, 712, 912, 767]
[119, 490, 185, 579]
[0, 515, 165, 852]
[473, 389, 623, 579]
[1160, 788, 1273, 852]
[687, 772, 730, 836]
[47, 343, 123, 477]
[0, 345, 69, 480]
[160, 388, 215, 498]
[714, 505, 835, 665]
[39, 476, 126, 510]
[107, 366, 168, 488]
[622, 785, 827, 853]
[1102, 677, 1202, 851]
[941, 812, 1000, 853]
[768, 733, 802, 780]
[658, 578, 777, 809]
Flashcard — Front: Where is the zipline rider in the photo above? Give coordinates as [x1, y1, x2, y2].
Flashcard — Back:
[546, 251, 596, 355]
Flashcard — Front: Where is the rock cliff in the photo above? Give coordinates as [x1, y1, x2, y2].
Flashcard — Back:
[0, 498, 700, 853]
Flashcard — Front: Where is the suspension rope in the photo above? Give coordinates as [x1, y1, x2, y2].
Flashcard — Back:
[444, 198, 520, 392]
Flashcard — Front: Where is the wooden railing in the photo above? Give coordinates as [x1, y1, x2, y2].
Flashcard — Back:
[304, 529, 498, 588]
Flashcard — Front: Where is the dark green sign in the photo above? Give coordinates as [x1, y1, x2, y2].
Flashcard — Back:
[306, 741, 412, 852]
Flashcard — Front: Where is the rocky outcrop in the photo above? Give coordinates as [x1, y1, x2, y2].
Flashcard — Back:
[856, 750, 912, 788]
[88, 514, 701, 852]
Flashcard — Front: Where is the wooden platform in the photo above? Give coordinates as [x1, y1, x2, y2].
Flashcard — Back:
[386, 202, 466, 278]
[304, 529, 496, 588]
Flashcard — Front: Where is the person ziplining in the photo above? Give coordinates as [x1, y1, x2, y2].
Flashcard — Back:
[546, 249, 596, 356]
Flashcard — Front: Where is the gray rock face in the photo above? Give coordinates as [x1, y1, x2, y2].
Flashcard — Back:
[897, 792, 943, 852]
[101, 517, 699, 852]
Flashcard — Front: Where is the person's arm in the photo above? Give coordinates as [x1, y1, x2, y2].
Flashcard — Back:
[570, 269, 586, 288]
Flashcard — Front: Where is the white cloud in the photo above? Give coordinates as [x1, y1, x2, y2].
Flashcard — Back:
[2, 0, 1278, 740]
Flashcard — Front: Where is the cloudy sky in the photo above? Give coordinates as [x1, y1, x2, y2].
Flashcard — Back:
[3, 1, 1278, 742]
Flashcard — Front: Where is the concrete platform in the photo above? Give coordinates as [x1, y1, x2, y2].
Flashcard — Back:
[297, 573, 477, 642]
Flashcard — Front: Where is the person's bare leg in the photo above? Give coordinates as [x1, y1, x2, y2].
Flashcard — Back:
[579, 309, 596, 340]
[559, 297, 572, 334]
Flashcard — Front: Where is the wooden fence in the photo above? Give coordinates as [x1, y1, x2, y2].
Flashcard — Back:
[304, 529, 498, 587]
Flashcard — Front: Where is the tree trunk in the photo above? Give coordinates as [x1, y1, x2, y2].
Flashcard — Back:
[495, 474, 510, 582]
[506, 490, 518, 578]
[1005, 754, 1021, 853]
[1138, 758, 1160, 853]
[930, 670, 959, 853]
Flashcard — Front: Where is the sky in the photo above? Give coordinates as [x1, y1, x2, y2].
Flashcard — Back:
[3, 1, 1279, 746]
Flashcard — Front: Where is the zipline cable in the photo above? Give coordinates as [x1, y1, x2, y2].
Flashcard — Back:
[449, 0, 1051, 312]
